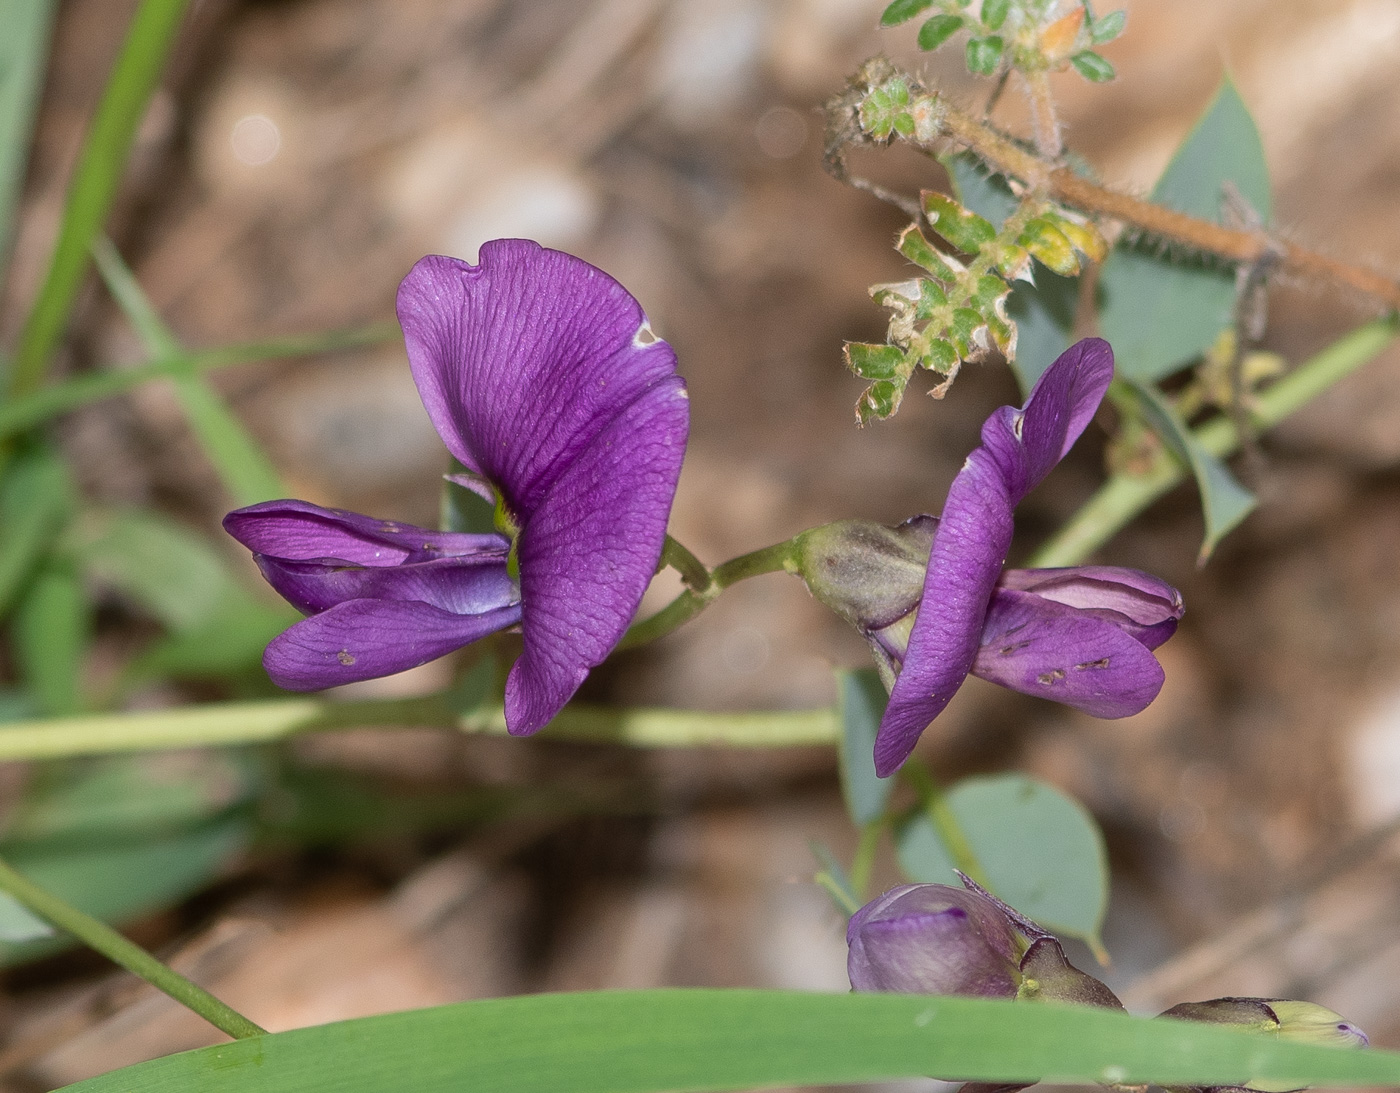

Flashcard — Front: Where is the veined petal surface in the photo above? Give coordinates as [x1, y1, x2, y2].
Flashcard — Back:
[397, 241, 681, 519]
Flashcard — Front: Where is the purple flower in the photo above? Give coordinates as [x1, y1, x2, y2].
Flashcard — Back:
[225, 239, 689, 736]
[873, 338, 1182, 776]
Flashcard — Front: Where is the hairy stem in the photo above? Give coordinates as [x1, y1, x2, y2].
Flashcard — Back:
[0, 856, 264, 1039]
[1031, 316, 1399, 567]
[850, 64, 1400, 310]
[662, 535, 711, 593]
[1022, 70, 1062, 160]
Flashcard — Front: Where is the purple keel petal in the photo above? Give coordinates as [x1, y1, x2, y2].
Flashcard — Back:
[263, 598, 521, 690]
[253, 554, 517, 616]
[876, 448, 1012, 777]
[972, 588, 1165, 717]
[504, 375, 689, 735]
[998, 566, 1183, 650]
[397, 241, 680, 520]
[225, 499, 507, 565]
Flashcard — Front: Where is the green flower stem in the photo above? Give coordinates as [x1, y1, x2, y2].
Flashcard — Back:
[1030, 316, 1400, 568]
[661, 535, 711, 592]
[0, 855, 264, 1039]
[0, 696, 839, 761]
[7, 0, 192, 399]
[621, 537, 802, 649]
[849, 819, 883, 901]
[0, 323, 399, 441]
[902, 762, 990, 889]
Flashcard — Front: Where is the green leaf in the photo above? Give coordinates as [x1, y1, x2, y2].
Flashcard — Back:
[921, 191, 996, 255]
[1070, 50, 1115, 82]
[881, 0, 934, 26]
[965, 34, 1004, 76]
[845, 342, 906, 381]
[8, 0, 192, 399]
[896, 774, 1108, 945]
[52, 989, 1400, 1093]
[73, 508, 294, 683]
[1098, 77, 1272, 383]
[440, 458, 496, 534]
[0, 895, 53, 943]
[942, 154, 1076, 393]
[12, 555, 89, 716]
[917, 13, 964, 51]
[836, 669, 894, 826]
[980, 0, 1010, 31]
[1090, 8, 1126, 43]
[1120, 378, 1257, 561]
[0, 753, 255, 964]
[0, 0, 59, 268]
[0, 444, 73, 618]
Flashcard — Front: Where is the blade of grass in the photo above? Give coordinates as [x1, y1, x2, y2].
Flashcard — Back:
[0, 0, 59, 268]
[6, 0, 191, 399]
[0, 854, 263, 1039]
[0, 323, 399, 440]
[92, 236, 283, 505]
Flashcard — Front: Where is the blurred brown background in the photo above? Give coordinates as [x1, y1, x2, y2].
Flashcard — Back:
[4, 0, 1400, 1088]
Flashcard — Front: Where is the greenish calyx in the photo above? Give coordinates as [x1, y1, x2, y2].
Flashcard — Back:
[793, 516, 935, 633]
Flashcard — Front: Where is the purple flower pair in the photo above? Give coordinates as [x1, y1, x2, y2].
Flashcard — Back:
[225, 240, 689, 736]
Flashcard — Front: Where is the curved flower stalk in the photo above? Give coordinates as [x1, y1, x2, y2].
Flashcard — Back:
[798, 338, 1183, 776]
[226, 239, 690, 736]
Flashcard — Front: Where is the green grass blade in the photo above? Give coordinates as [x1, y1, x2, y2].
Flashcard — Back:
[53, 989, 1400, 1092]
[91, 235, 283, 505]
[0, 0, 59, 268]
[0, 443, 71, 618]
[6, 0, 191, 399]
[0, 323, 399, 441]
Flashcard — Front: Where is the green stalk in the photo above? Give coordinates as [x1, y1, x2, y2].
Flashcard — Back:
[902, 763, 989, 888]
[0, 323, 398, 440]
[621, 537, 802, 648]
[1031, 316, 1400, 567]
[0, 696, 840, 760]
[7, 0, 191, 398]
[0, 855, 264, 1039]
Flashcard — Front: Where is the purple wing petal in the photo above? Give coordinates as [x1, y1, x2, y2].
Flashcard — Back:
[263, 598, 520, 691]
[504, 376, 689, 736]
[972, 588, 1165, 717]
[979, 338, 1114, 505]
[998, 565, 1183, 650]
[397, 241, 680, 520]
[253, 554, 518, 616]
[225, 500, 507, 565]
[875, 449, 1012, 777]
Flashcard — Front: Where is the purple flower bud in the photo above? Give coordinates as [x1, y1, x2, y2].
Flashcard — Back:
[847, 883, 1022, 997]
[847, 877, 1123, 1012]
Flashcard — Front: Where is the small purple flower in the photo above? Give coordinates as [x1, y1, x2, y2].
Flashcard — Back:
[225, 239, 689, 736]
[874, 338, 1182, 776]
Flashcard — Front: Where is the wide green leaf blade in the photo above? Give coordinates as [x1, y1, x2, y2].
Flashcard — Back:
[55, 989, 1400, 1092]
[1098, 77, 1271, 383]
[0, 0, 58, 268]
[1120, 378, 1257, 561]
[12, 554, 89, 716]
[0, 443, 72, 619]
[896, 774, 1108, 946]
[836, 668, 894, 826]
